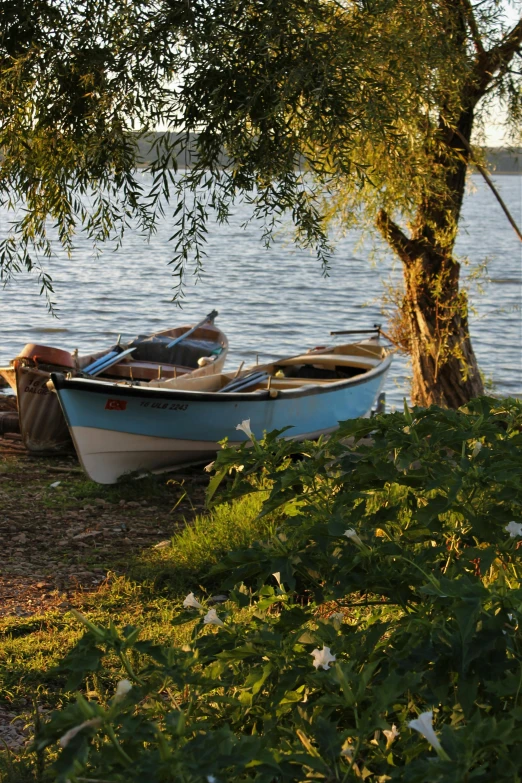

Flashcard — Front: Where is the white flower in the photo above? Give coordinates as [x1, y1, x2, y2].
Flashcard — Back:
[203, 608, 224, 627]
[383, 724, 399, 747]
[59, 718, 102, 748]
[344, 529, 363, 546]
[408, 711, 442, 752]
[311, 645, 336, 670]
[471, 441, 482, 458]
[114, 679, 132, 702]
[183, 592, 204, 610]
[207, 776, 218, 783]
[204, 461, 215, 473]
[272, 571, 282, 587]
[236, 419, 254, 440]
[506, 521, 522, 538]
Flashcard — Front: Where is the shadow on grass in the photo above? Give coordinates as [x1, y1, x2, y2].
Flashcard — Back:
[39, 470, 200, 511]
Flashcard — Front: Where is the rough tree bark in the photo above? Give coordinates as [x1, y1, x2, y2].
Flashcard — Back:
[376, 10, 522, 408]
[376, 107, 483, 408]
[377, 204, 484, 408]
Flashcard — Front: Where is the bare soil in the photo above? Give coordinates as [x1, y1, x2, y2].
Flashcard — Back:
[0, 395, 207, 619]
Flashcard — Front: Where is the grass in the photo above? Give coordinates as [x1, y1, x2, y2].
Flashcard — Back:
[0, 489, 274, 780]
[0, 450, 197, 512]
[132, 491, 274, 592]
[1, 491, 272, 694]
[38, 472, 187, 511]
[63, 473, 187, 506]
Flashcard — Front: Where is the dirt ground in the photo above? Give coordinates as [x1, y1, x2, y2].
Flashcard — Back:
[0, 393, 207, 619]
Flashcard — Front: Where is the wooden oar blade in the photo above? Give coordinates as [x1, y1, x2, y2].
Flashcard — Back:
[85, 347, 136, 377]
[166, 309, 219, 349]
[221, 371, 269, 393]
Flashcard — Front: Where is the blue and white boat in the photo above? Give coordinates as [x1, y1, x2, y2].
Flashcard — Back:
[51, 338, 393, 484]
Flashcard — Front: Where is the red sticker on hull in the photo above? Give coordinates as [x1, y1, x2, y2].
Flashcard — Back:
[105, 399, 127, 411]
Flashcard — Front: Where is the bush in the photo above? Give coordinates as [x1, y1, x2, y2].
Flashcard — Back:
[35, 397, 522, 782]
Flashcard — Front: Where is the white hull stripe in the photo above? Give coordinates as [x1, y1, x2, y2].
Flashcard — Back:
[70, 424, 340, 484]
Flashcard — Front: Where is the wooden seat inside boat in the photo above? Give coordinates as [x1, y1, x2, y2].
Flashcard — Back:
[278, 353, 380, 370]
[259, 377, 344, 389]
[105, 360, 194, 382]
[272, 363, 369, 384]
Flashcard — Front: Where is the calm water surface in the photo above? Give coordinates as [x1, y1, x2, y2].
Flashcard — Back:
[1, 175, 521, 407]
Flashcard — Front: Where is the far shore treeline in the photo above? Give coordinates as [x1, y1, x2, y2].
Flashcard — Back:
[134, 133, 522, 173]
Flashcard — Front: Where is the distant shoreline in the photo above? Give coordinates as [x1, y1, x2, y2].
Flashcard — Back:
[133, 133, 522, 174]
[484, 148, 522, 174]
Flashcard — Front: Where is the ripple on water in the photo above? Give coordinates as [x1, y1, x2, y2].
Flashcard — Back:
[0, 175, 520, 405]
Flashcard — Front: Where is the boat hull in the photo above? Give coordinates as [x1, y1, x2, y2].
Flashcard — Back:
[0, 323, 228, 454]
[2, 365, 74, 453]
[52, 356, 392, 483]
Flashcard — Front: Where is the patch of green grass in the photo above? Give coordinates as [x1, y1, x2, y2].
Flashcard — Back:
[0, 491, 273, 705]
[67, 474, 177, 505]
[131, 491, 275, 593]
[0, 578, 195, 703]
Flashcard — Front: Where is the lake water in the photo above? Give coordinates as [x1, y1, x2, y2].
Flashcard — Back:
[1, 174, 521, 407]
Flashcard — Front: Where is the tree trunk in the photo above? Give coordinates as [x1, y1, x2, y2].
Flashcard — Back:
[401, 256, 484, 407]
[377, 100, 485, 408]
[376, 214, 485, 408]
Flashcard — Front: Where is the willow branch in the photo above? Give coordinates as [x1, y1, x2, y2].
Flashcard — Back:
[453, 128, 522, 242]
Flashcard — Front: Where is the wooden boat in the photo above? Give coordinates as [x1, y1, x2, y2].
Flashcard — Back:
[0, 313, 228, 454]
[50, 338, 393, 483]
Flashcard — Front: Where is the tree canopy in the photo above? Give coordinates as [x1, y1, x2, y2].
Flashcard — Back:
[0, 0, 521, 402]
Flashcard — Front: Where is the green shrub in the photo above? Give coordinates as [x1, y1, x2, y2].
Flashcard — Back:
[35, 397, 522, 782]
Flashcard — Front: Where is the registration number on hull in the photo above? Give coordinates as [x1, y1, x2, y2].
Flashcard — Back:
[139, 401, 189, 411]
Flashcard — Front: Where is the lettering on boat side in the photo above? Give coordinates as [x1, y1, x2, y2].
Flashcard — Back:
[139, 401, 189, 411]
[105, 399, 127, 411]
[24, 385, 49, 395]
[24, 379, 49, 396]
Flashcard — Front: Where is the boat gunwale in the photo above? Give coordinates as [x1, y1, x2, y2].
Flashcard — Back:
[0, 322, 228, 372]
[51, 352, 394, 403]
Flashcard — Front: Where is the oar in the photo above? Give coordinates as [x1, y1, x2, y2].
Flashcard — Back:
[88, 347, 136, 377]
[329, 325, 381, 336]
[83, 350, 120, 375]
[167, 309, 218, 348]
[221, 370, 269, 393]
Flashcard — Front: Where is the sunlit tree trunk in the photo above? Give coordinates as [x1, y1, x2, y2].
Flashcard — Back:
[377, 107, 485, 406]
[399, 257, 484, 407]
